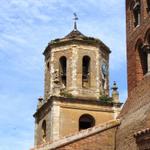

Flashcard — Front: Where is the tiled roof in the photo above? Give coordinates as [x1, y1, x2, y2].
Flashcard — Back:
[64, 29, 85, 39]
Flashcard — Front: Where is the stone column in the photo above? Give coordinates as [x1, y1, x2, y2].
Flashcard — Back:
[51, 101, 60, 142]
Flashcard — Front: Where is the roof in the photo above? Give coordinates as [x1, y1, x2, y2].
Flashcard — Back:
[43, 29, 111, 55]
[64, 29, 85, 39]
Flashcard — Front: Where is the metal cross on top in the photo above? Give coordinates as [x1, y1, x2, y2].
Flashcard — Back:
[73, 13, 78, 30]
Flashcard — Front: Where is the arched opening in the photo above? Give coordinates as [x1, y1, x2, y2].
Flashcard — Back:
[59, 56, 67, 87]
[79, 114, 95, 131]
[82, 56, 90, 88]
[136, 40, 147, 82]
[147, 0, 150, 13]
[42, 120, 46, 142]
[133, 0, 141, 27]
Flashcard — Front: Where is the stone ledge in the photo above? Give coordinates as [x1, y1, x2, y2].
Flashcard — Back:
[34, 96, 123, 118]
[31, 119, 120, 150]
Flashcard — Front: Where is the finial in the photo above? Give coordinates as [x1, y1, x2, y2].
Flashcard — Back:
[112, 81, 118, 91]
[73, 13, 78, 31]
[111, 81, 119, 103]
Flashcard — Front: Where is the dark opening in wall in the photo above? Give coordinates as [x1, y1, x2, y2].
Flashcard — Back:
[47, 62, 50, 71]
[42, 120, 46, 142]
[139, 46, 147, 75]
[82, 56, 90, 88]
[136, 42, 148, 81]
[79, 114, 95, 131]
[59, 56, 67, 87]
[133, 0, 141, 27]
[147, 0, 150, 13]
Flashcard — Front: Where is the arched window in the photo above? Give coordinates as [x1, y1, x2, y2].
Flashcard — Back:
[136, 41, 147, 81]
[133, 0, 141, 27]
[79, 114, 95, 131]
[59, 56, 67, 87]
[42, 120, 46, 142]
[82, 56, 90, 88]
[147, 0, 150, 13]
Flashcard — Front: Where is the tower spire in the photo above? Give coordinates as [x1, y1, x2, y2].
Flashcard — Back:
[73, 13, 78, 31]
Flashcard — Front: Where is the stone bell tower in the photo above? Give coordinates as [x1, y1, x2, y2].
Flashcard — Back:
[33, 14, 122, 148]
[43, 15, 110, 100]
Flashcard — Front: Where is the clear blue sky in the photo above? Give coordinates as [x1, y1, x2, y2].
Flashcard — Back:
[0, 0, 126, 150]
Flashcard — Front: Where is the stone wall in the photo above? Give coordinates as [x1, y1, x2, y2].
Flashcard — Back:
[43, 41, 110, 100]
[59, 100, 118, 138]
[34, 96, 122, 147]
[35, 106, 51, 146]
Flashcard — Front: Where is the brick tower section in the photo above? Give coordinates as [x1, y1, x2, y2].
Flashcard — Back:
[126, 0, 150, 94]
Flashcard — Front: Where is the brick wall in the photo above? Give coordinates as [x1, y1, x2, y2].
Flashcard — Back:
[116, 75, 150, 150]
[126, 0, 150, 94]
[57, 127, 116, 150]
[31, 119, 120, 150]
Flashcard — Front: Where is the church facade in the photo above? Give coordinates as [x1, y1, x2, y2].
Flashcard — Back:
[31, 0, 150, 150]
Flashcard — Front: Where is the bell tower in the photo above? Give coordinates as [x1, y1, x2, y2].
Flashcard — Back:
[126, 0, 150, 94]
[33, 14, 122, 147]
[43, 14, 110, 100]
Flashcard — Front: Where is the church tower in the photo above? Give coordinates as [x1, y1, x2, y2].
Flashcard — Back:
[126, 0, 150, 94]
[33, 15, 122, 147]
[43, 17, 110, 100]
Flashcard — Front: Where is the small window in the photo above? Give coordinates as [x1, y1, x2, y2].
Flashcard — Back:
[42, 120, 46, 142]
[82, 56, 90, 88]
[79, 114, 95, 131]
[59, 56, 67, 87]
[133, 0, 141, 27]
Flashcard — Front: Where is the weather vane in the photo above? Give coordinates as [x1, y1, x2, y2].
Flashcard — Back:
[73, 13, 78, 30]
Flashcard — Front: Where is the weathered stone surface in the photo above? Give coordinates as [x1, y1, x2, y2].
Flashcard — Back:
[43, 30, 110, 100]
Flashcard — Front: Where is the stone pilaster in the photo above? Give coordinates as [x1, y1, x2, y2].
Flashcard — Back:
[50, 51, 55, 96]
[71, 45, 78, 95]
[51, 101, 60, 142]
